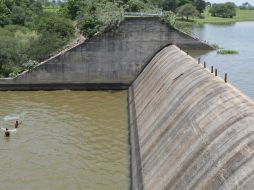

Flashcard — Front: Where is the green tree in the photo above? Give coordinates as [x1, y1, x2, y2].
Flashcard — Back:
[79, 15, 102, 38]
[126, 0, 148, 12]
[0, 31, 25, 77]
[73, 0, 124, 38]
[161, 0, 179, 12]
[96, 1, 124, 31]
[0, 1, 11, 26]
[11, 6, 26, 25]
[178, 0, 191, 7]
[239, 2, 252, 9]
[28, 32, 66, 61]
[65, 0, 85, 19]
[209, 2, 236, 18]
[177, 3, 197, 20]
[37, 13, 74, 39]
[30, 1, 43, 14]
[193, 0, 206, 13]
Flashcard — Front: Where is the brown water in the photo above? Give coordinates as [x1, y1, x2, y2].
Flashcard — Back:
[0, 91, 129, 190]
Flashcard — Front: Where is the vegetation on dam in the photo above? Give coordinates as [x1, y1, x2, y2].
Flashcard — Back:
[0, 0, 74, 77]
[1, 0, 254, 77]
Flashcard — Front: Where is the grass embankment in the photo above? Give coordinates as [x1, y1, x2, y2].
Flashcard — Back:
[175, 8, 254, 31]
[195, 8, 254, 24]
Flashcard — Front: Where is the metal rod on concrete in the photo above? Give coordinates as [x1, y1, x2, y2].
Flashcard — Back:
[224, 73, 228, 83]
[204, 61, 206, 68]
[211, 66, 214, 73]
[198, 58, 200, 64]
[215, 69, 217, 76]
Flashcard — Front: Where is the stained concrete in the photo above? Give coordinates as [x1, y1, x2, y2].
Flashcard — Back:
[0, 17, 212, 90]
[129, 45, 254, 190]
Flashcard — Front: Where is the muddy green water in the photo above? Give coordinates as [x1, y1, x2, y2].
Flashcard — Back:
[0, 91, 129, 190]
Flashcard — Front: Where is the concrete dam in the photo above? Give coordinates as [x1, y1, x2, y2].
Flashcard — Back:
[0, 17, 211, 90]
[129, 45, 254, 190]
[1, 17, 254, 190]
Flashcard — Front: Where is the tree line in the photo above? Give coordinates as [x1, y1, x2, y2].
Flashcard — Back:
[0, 0, 74, 77]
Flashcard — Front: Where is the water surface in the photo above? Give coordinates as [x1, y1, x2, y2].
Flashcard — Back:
[189, 21, 254, 99]
[0, 91, 129, 190]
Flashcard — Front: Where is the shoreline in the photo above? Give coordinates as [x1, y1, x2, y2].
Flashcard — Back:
[175, 9, 254, 27]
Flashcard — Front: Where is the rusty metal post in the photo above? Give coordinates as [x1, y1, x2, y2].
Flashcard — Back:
[215, 69, 217, 76]
[211, 66, 214, 73]
[224, 73, 228, 83]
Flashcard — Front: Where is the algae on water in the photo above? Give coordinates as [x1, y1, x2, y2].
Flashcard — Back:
[217, 49, 239, 55]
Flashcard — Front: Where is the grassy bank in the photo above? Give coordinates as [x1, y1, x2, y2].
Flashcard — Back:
[172, 8, 254, 33]
[195, 8, 254, 24]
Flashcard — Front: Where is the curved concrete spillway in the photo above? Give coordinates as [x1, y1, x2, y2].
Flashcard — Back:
[128, 45, 254, 190]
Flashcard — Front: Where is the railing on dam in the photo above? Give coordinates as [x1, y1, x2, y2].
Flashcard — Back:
[124, 12, 162, 17]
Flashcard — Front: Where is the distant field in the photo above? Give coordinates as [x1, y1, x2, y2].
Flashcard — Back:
[174, 8, 254, 32]
[195, 8, 254, 24]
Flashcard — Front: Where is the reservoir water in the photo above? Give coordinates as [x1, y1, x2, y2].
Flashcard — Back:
[0, 91, 129, 190]
[189, 21, 254, 99]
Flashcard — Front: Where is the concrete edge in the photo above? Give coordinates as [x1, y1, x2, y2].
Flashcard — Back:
[128, 86, 144, 190]
[0, 83, 129, 91]
[130, 43, 173, 86]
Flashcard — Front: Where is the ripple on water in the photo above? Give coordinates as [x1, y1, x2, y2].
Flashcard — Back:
[0, 91, 129, 190]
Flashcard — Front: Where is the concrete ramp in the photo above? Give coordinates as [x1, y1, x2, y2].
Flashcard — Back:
[129, 45, 254, 190]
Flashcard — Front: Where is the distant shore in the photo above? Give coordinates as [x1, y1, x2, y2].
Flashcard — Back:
[174, 8, 254, 32]
[195, 8, 254, 24]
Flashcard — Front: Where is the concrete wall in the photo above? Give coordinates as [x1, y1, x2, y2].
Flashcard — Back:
[129, 45, 254, 190]
[0, 17, 212, 90]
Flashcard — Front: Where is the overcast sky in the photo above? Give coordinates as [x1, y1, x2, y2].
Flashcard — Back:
[208, 0, 254, 5]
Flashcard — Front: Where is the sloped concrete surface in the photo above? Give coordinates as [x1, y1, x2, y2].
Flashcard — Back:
[129, 45, 254, 190]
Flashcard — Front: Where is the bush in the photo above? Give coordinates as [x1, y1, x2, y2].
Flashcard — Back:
[37, 13, 74, 39]
[2, 64, 23, 77]
[209, 2, 236, 18]
[160, 11, 176, 26]
[0, 33, 27, 77]
[10, 6, 26, 25]
[177, 3, 198, 20]
[79, 15, 102, 38]
[0, 0, 74, 76]
[126, 0, 148, 12]
[28, 32, 66, 61]
[78, 1, 124, 38]
[22, 60, 38, 70]
[96, 2, 124, 32]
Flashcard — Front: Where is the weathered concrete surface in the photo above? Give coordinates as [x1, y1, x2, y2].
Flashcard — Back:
[0, 17, 212, 90]
[129, 45, 254, 190]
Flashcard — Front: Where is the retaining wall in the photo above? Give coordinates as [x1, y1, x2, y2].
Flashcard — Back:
[0, 17, 212, 90]
[129, 45, 254, 190]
